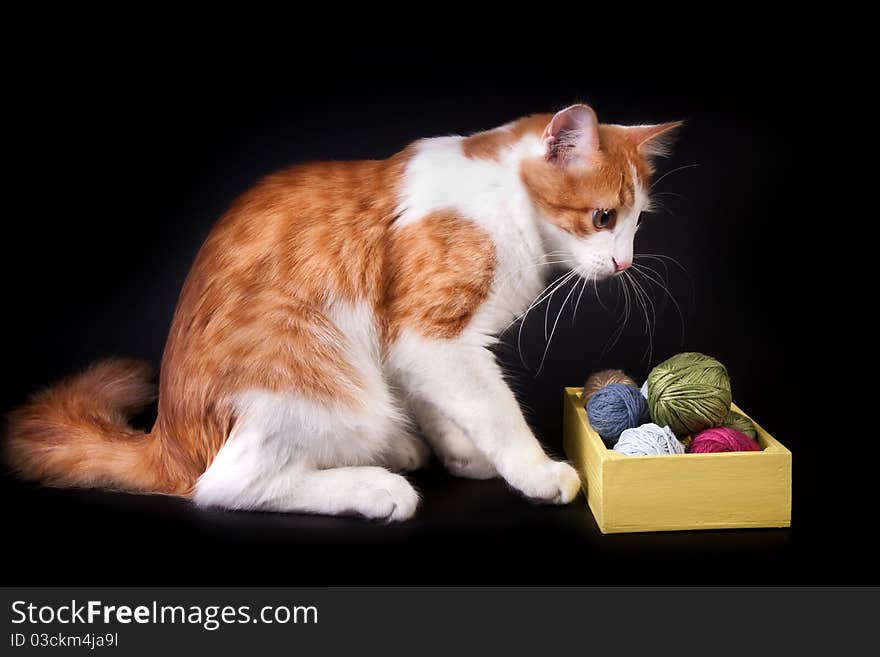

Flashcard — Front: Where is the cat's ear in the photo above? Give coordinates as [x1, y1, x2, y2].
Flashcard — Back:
[623, 121, 684, 159]
[542, 104, 600, 166]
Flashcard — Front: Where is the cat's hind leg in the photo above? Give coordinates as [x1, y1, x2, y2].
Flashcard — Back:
[192, 417, 420, 521]
[190, 300, 423, 520]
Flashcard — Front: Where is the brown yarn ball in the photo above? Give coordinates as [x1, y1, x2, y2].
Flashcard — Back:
[581, 369, 637, 404]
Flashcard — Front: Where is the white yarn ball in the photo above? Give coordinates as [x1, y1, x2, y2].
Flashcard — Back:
[614, 423, 685, 456]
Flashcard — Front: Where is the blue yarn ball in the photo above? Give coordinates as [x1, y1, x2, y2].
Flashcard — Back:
[614, 423, 686, 456]
[585, 383, 648, 446]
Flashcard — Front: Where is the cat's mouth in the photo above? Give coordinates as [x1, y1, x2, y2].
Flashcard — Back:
[574, 262, 617, 282]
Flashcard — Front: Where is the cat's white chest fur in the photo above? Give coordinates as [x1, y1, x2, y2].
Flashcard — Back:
[395, 134, 551, 339]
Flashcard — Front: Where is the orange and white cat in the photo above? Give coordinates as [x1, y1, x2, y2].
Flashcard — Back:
[4, 104, 679, 521]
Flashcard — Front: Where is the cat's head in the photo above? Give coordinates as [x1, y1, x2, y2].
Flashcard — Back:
[520, 104, 681, 280]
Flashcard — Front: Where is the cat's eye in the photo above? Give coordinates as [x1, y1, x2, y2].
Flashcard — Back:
[592, 208, 617, 230]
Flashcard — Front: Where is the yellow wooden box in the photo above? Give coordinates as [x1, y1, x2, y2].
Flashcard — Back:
[562, 387, 791, 533]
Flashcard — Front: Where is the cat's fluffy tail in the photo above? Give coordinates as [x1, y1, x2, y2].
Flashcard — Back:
[3, 358, 169, 493]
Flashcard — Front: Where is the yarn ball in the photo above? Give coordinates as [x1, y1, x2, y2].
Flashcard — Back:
[646, 352, 732, 437]
[586, 383, 648, 446]
[582, 369, 637, 404]
[722, 409, 757, 440]
[614, 423, 686, 456]
[640, 379, 648, 400]
[689, 427, 761, 453]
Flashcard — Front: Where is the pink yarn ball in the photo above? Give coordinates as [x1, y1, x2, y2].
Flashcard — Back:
[689, 427, 761, 453]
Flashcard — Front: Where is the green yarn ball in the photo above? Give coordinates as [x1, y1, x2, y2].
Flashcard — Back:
[722, 409, 757, 440]
[647, 352, 732, 437]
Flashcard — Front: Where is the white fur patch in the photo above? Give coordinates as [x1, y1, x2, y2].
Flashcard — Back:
[395, 135, 554, 338]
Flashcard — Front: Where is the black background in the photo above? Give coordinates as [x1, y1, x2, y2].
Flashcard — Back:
[2, 29, 871, 585]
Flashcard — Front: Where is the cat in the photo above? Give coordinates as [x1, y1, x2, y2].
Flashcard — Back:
[4, 104, 680, 521]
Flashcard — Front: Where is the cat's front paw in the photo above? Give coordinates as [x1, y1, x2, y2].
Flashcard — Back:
[511, 460, 581, 505]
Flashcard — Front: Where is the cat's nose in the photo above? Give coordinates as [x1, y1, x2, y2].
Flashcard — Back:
[613, 258, 631, 272]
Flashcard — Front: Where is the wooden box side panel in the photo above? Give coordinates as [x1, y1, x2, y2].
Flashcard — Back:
[562, 389, 607, 528]
[602, 451, 792, 533]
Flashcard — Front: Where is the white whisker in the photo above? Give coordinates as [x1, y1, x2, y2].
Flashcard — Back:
[536, 277, 580, 376]
[625, 270, 655, 363]
[516, 269, 576, 371]
[650, 163, 701, 190]
[572, 274, 588, 324]
[631, 262, 686, 346]
[497, 264, 576, 336]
